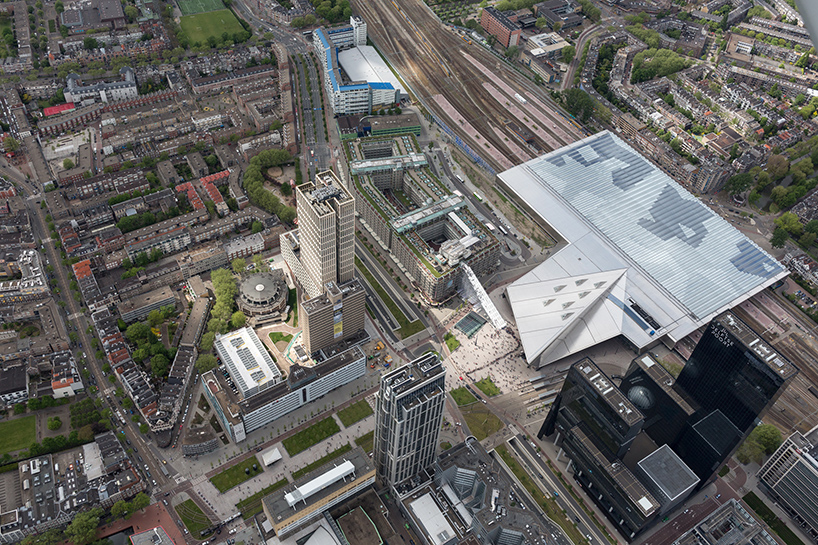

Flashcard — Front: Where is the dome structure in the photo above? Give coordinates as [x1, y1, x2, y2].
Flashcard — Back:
[238, 270, 288, 317]
[627, 385, 655, 411]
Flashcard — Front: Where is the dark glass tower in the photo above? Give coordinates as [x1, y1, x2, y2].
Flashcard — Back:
[541, 357, 644, 458]
[673, 312, 798, 482]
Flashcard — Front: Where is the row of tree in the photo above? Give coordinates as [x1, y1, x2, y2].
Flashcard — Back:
[241, 149, 297, 223]
[630, 48, 691, 84]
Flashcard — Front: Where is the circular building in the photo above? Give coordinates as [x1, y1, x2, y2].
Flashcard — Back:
[238, 270, 288, 317]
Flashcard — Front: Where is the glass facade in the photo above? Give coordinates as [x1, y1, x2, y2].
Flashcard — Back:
[541, 358, 644, 458]
[673, 315, 796, 482]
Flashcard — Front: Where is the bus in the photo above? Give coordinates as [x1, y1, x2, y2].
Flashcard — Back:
[473, 192, 483, 202]
[498, 224, 508, 236]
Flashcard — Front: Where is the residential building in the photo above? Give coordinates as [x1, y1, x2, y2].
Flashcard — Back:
[64, 67, 138, 103]
[374, 352, 446, 487]
[119, 285, 176, 323]
[0, 364, 27, 406]
[480, 7, 522, 48]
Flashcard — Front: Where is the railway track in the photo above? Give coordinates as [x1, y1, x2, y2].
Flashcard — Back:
[732, 304, 818, 433]
[353, 0, 580, 171]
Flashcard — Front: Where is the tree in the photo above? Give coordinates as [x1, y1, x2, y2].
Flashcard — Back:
[196, 354, 218, 373]
[251, 220, 263, 234]
[147, 309, 163, 328]
[767, 154, 790, 180]
[47, 416, 61, 430]
[14, 402, 25, 415]
[231, 310, 246, 329]
[63, 158, 74, 170]
[535, 16, 548, 29]
[151, 354, 169, 378]
[125, 322, 151, 342]
[139, 423, 149, 434]
[736, 438, 764, 464]
[83, 37, 98, 50]
[724, 173, 754, 195]
[111, 500, 129, 520]
[5, 137, 19, 152]
[563, 88, 595, 122]
[504, 45, 518, 59]
[562, 45, 576, 63]
[775, 212, 804, 236]
[231, 258, 246, 275]
[131, 492, 150, 511]
[200, 331, 216, 352]
[252, 254, 265, 269]
[205, 154, 218, 168]
[64, 508, 103, 545]
[752, 424, 783, 454]
[124, 5, 138, 22]
[770, 226, 789, 248]
[122, 398, 134, 409]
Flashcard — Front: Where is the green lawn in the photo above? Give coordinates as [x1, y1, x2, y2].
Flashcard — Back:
[355, 256, 426, 339]
[336, 400, 373, 427]
[209, 457, 264, 493]
[180, 10, 243, 44]
[444, 332, 460, 353]
[355, 431, 374, 454]
[474, 377, 501, 397]
[743, 492, 805, 545]
[178, 0, 225, 15]
[496, 445, 587, 545]
[282, 417, 341, 456]
[287, 288, 298, 327]
[269, 332, 293, 345]
[450, 387, 477, 406]
[175, 499, 213, 538]
[461, 404, 503, 440]
[0, 416, 36, 456]
[236, 478, 288, 519]
[292, 444, 352, 480]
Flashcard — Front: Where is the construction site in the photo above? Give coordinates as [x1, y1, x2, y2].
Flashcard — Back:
[352, 0, 584, 175]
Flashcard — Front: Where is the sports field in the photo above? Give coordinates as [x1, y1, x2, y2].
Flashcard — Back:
[0, 415, 36, 456]
[178, 0, 224, 16]
[180, 9, 243, 44]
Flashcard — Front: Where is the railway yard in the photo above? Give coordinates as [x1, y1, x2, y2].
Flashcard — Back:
[352, 0, 583, 173]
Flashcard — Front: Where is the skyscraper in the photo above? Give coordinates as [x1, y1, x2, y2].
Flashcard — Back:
[291, 170, 355, 298]
[673, 312, 797, 481]
[539, 312, 797, 540]
[542, 357, 644, 458]
[374, 352, 446, 487]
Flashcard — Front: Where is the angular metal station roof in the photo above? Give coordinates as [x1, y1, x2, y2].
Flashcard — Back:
[499, 131, 787, 366]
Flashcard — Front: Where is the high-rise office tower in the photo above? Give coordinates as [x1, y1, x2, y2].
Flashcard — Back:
[374, 353, 446, 487]
[542, 357, 644, 458]
[757, 427, 818, 542]
[301, 279, 366, 354]
[618, 354, 696, 449]
[294, 170, 355, 298]
[673, 312, 797, 482]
